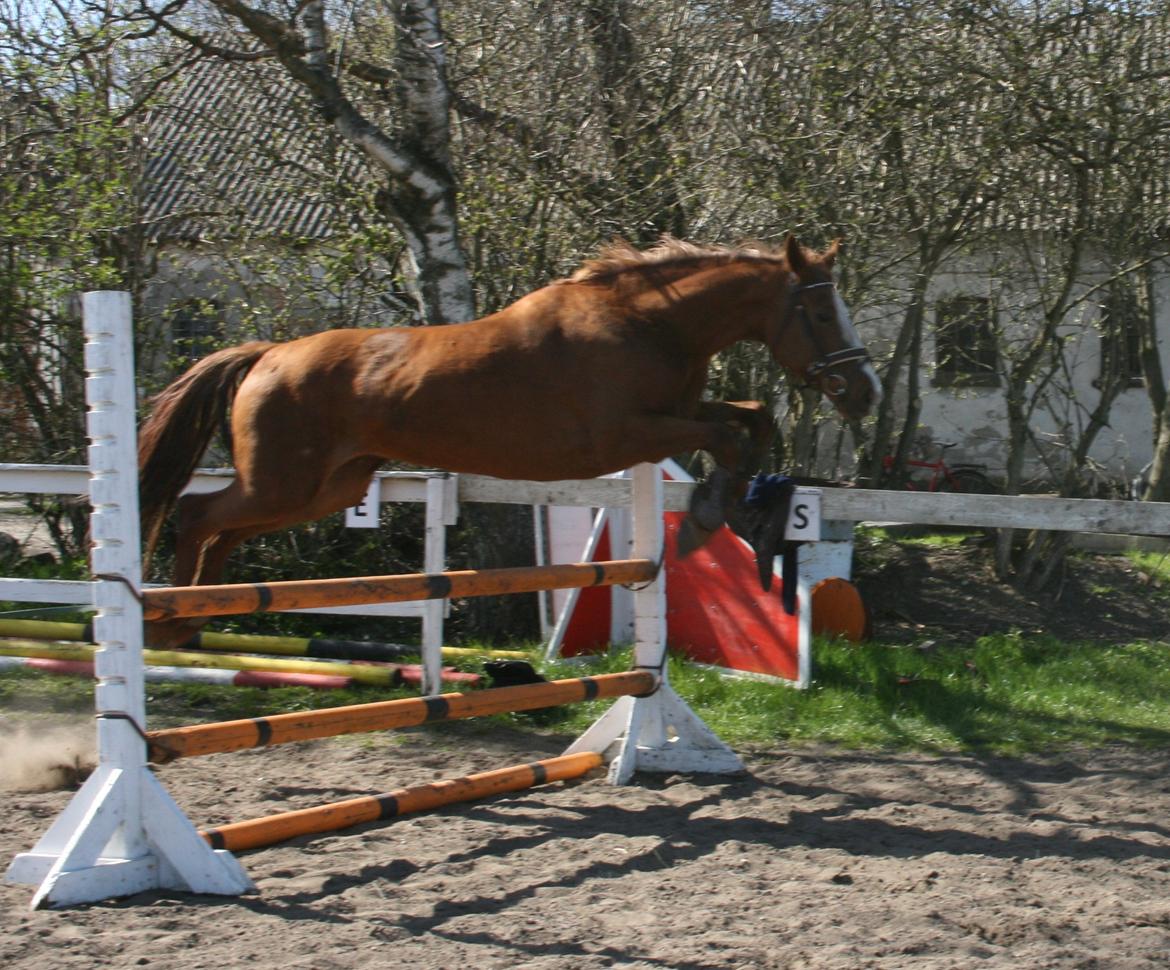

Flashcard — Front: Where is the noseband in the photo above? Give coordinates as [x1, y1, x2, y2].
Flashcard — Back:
[789, 280, 870, 397]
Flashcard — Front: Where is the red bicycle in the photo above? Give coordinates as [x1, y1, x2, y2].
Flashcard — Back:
[882, 442, 997, 493]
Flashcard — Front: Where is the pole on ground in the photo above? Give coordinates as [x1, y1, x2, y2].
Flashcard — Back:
[0, 639, 407, 686]
[199, 751, 603, 853]
[0, 616, 530, 662]
[4, 292, 253, 909]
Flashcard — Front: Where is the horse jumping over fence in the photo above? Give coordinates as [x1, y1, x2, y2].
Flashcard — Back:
[139, 235, 880, 648]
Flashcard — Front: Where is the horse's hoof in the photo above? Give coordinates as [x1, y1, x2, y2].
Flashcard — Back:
[687, 476, 730, 533]
[676, 517, 715, 557]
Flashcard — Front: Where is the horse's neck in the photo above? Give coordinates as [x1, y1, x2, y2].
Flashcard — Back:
[650, 259, 786, 356]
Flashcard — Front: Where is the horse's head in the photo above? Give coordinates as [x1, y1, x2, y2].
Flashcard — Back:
[768, 235, 881, 420]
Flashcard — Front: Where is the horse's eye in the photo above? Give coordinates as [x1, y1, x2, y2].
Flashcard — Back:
[816, 311, 834, 325]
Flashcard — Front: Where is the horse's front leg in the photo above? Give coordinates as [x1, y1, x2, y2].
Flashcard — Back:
[693, 400, 775, 476]
[619, 405, 776, 555]
[678, 401, 777, 554]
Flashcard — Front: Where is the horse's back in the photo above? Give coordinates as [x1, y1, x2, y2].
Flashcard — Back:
[226, 280, 695, 480]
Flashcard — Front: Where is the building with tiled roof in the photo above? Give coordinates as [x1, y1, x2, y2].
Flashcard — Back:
[135, 54, 406, 383]
[142, 55, 368, 244]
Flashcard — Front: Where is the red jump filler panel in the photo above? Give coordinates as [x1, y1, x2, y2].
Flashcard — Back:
[547, 460, 810, 685]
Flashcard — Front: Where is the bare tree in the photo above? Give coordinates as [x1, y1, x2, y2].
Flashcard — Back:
[955, 1, 1170, 583]
[708, 1, 1015, 477]
[0, 0, 167, 555]
[139, 0, 475, 323]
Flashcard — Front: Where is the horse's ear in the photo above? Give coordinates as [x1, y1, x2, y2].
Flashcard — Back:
[824, 238, 843, 267]
[784, 234, 807, 273]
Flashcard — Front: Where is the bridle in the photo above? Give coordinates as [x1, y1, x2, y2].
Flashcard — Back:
[788, 280, 871, 397]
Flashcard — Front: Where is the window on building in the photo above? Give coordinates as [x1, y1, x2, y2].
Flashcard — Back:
[934, 296, 998, 387]
[1098, 281, 1145, 389]
[169, 299, 223, 365]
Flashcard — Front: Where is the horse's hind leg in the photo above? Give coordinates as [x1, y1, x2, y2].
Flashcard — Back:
[144, 484, 272, 648]
[145, 457, 384, 648]
[170, 483, 262, 587]
[176, 456, 384, 584]
[144, 521, 275, 649]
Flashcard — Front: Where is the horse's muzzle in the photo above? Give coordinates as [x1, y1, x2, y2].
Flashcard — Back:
[830, 363, 882, 420]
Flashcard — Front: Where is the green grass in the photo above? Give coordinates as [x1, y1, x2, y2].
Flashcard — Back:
[4, 633, 1170, 757]
[531, 636, 1170, 755]
[695, 635, 1170, 753]
[861, 528, 970, 549]
[1127, 549, 1170, 588]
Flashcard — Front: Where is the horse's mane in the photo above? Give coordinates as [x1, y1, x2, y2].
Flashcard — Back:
[566, 236, 787, 284]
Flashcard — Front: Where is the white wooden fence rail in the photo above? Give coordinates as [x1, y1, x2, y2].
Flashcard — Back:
[5, 458, 1168, 649]
[5, 463, 1170, 554]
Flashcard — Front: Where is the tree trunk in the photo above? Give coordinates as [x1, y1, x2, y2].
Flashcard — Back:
[865, 271, 929, 487]
[994, 411, 1030, 580]
[1145, 398, 1170, 501]
[893, 292, 925, 476]
[789, 387, 820, 474]
[584, 0, 688, 240]
[1139, 263, 1170, 500]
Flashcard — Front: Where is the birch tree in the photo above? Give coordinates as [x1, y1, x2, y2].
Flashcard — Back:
[145, 0, 475, 323]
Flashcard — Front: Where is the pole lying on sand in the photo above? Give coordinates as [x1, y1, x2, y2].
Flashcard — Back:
[146, 669, 658, 763]
[140, 559, 658, 620]
[200, 751, 604, 852]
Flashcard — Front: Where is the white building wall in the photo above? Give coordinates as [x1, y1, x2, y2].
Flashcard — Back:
[814, 245, 1169, 487]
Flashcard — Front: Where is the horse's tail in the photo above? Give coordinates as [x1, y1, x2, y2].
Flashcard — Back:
[138, 341, 274, 563]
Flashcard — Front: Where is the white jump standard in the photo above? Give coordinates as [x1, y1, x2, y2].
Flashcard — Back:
[5, 292, 252, 908]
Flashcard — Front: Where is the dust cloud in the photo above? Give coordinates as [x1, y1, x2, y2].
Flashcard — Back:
[0, 724, 96, 792]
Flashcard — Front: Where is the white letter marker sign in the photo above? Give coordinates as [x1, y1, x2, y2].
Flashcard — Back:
[784, 487, 821, 542]
[345, 477, 380, 529]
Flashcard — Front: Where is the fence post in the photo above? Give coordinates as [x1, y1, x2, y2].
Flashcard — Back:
[421, 474, 457, 693]
[631, 461, 667, 672]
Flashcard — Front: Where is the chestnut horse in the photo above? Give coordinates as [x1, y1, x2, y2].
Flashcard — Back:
[139, 235, 880, 647]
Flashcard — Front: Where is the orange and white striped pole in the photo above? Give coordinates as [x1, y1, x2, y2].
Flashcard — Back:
[200, 751, 603, 852]
[140, 559, 658, 620]
[147, 669, 657, 763]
